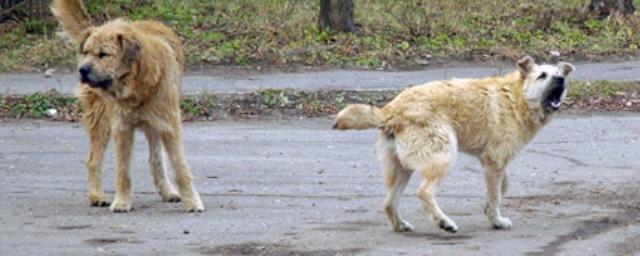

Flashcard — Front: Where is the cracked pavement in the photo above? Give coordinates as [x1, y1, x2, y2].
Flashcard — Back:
[0, 114, 639, 255]
[2, 60, 640, 95]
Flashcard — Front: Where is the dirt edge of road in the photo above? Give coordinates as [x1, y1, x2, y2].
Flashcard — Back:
[1, 81, 639, 122]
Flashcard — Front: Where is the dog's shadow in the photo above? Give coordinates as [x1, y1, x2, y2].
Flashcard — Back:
[402, 231, 473, 242]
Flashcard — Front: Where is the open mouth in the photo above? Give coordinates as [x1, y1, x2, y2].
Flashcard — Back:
[545, 83, 565, 111]
[81, 76, 113, 89]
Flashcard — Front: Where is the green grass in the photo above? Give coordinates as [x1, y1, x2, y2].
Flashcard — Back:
[1, 0, 640, 71]
[568, 80, 639, 100]
[1, 81, 638, 122]
[1, 91, 79, 119]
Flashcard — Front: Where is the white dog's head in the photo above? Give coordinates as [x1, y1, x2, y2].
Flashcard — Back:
[517, 56, 574, 113]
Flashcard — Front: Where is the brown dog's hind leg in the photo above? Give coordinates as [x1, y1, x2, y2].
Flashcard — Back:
[161, 125, 204, 212]
[109, 125, 135, 212]
[378, 135, 414, 232]
[144, 128, 181, 202]
[82, 92, 111, 207]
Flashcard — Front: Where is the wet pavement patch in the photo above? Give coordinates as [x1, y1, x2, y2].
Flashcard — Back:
[525, 216, 626, 256]
[112, 229, 136, 234]
[526, 185, 640, 256]
[312, 220, 383, 232]
[403, 232, 473, 241]
[615, 234, 640, 255]
[344, 207, 368, 214]
[199, 242, 362, 256]
[85, 237, 143, 246]
[433, 241, 465, 246]
[55, 225, 92, 230]
[9, 190, 32, 194]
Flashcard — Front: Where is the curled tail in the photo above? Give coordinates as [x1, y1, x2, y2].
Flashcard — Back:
[51, 0, 93, 43]
[333, 104, 386, 130]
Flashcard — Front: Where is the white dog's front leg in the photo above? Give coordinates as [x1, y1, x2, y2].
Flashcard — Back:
[483, 168, 512, 229]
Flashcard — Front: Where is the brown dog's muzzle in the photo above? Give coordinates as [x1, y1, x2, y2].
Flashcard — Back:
[79, 64, 113, 89]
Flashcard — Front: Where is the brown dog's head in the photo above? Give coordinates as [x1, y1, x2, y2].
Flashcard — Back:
[517, 56, 574, 113]
[77, 19, 140, 91]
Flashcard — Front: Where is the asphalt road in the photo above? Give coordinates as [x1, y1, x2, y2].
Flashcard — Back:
[2, 60, 640, 95]
[1, 114, 639, 255]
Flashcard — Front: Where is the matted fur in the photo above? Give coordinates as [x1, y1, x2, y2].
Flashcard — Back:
[335, 56, 574, 232]
[51, 0, 203, 212]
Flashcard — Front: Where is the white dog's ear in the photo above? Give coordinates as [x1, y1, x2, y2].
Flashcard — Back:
[557, 62, 574, 76]
[517, 56, 535, 75]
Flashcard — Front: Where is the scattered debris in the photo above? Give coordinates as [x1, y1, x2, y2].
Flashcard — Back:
[0, 81, 638, 122]
[44, 68, 56, 78]
[45, 108, 57, 117]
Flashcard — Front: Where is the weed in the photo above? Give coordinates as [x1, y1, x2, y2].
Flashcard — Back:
[2, 0, 640, 71]
[1, 81, 638, 121]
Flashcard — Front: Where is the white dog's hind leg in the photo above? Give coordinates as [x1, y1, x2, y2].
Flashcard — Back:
[415, 156, 458, 233]
[378, 135, 414, 232]
[398, 125, 458, 233]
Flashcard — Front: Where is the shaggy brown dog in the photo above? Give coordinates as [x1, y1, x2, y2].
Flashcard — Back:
[334, 57, 573, 232]
[51, 0, 204, 212]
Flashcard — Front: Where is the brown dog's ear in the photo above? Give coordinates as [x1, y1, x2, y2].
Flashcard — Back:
[117, 33, 140, 66]
[517, 56, 535, 76]
[557, 62, 574, 76]
[78, 28, 93, 53]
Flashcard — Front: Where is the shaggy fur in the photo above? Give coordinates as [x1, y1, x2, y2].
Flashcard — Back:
[334, 56, 574, 232]
[51, 0, 204, 212]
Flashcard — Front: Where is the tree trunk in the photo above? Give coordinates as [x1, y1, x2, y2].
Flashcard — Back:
[318, 0, 356, 33]
[588, 0, 636, 17]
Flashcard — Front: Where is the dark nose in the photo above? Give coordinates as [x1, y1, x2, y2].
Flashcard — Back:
[78, 65, 92, 76]
[552, 76, 565, 85]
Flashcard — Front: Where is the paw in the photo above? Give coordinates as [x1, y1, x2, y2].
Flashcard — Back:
[438, 219, 459, 233]
[492, 217, 512, 230]
[161, 192, 181, 203]
[109, 200, 132, 213]
[393, 220, 414, 232]
[183, 197, 205, 212]
[89, 195, 110, 207]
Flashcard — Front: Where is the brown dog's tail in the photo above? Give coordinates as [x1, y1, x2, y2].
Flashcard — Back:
[51, 0, 93, 43]
[333, 104, 386, 130]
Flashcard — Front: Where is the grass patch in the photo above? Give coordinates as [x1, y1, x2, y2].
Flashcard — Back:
[1, 0, 640, 72]
[565, 80, 640, 111]
[1, 91, 80, 119]
[0, 81, 638, 122]
[175, 89, 398, 121]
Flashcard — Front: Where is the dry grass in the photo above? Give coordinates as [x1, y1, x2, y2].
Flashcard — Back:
[1, 0, 639, 72]
[1, 81, 638, 122]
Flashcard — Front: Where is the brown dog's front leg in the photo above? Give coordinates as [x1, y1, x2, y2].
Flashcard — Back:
[86, 129, 110, 207]
[82, 93, 112, 207]
[110, 125, 135, 212]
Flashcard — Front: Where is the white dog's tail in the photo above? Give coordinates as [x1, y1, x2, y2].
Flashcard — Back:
[51, 0, 93, 43]
[333, 104, 386, 130]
